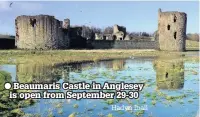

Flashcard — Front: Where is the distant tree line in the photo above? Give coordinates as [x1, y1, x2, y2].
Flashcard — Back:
[0, 34, 15, 39]
[78, 25, 153, 40]
[81, 25, 199, 41]
[187, 33, 199, 42]
[127, 32, 153, 37]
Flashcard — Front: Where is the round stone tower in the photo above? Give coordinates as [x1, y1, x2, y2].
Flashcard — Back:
[158, 9, 187, 51]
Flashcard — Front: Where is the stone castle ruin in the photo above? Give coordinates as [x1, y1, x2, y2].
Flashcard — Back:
[14, 9, 187, 51]
[94, 25, 130, 41]
[158, 9, 187, 51]
[15, 15, 85, 50]
[112, 25, 126, 40]
[15, 15, 69, 49]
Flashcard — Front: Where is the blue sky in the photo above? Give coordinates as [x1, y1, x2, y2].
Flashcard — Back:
[0, 1, 199, 35]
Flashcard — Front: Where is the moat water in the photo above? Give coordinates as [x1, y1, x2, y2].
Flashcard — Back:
[0, 57, 199, 117]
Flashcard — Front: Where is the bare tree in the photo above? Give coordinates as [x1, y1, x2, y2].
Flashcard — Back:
[79, 24, 154, 40]
[129, 32, 139, 37]
[81, 25, 93, 39]
[141, 32, 150, 37]
[90, 26, 102, 34]
[103, 26, 113, 34]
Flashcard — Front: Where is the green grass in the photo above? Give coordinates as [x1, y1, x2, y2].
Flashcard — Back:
[0, 40, 198, 64]
[0, 48, 199, 66]
[0, 40, 198, 65]
[186, 40, 199, 49]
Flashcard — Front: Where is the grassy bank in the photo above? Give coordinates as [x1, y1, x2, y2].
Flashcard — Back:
[0, 49, 199, 66]
[186, 40, 199, 49]
[0, 40, 198, 65]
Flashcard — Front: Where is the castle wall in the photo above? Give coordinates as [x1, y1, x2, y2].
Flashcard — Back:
[0, 39, 15, 49]
[15, 15, 69, 50]
[158, 10, 187, 51]
[12, 10, 188, 51]
[89, 40, 159, 49]
[69, 27, 87, 48]
[113, 25, 119, 34]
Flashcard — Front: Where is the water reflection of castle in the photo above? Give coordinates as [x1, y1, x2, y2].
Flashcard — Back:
[15, 60, 126, 83]
[153, 58, 184, 90]
[96, 60, 125, 71]
[16, 64, 68, 83]
[15, 58, 185, 90]
[69, 60, 126, 71]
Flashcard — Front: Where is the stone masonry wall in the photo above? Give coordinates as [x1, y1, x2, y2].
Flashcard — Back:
[113, 25, 126, 40]
[90, 40, 158, 49]
[0, 39, 15, 49]
[15, 15, 69, 50]
[158, 9, 187, 51]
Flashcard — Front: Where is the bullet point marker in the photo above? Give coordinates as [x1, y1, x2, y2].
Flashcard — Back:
[4, 83, 11, 89]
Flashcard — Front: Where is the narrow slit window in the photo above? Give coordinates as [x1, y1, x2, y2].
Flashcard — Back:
[174, 32, 177, 39]
[167, 25, 170, 30]
[174, 15, 177, 22]
[165, 72, 168, 78]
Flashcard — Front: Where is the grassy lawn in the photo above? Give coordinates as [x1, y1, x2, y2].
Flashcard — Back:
[186, 40, 199, 50]
[0, 49, 198, 65]
[0, 40, 199, 65]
